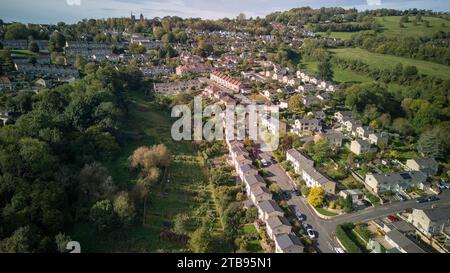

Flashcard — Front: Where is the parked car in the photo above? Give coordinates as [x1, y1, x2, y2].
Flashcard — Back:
[396, 192, 407, 201]
[282, 191, 291, 200]
[261, 159, 269, 167]
[307, 229, 316, 239]
[302, 223, 310, 230]
[437, 181, 450, 190]
[387, 215, 398, 222]
[295, 210, 305, 221]
[292, 188, 300, 196]
[334, 247, 345, 253]
[361, 199, 372, 207]
[416, 197, 428, 203]
[427, 196, 440, 202]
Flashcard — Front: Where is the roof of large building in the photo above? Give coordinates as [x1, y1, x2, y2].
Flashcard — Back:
[250, 184, 272, 197]
[257, 200, 283, 214]
[407, 158, 439, 169]
[417, 205, 450, 222]
[302, 165, 334, 186]
[266, 215, 291, 230]
[244, 174, 266, 187]
[211, 71, 242, 86]
[239, 163, 257, 173]
[368, 171, 427, 184]
[286, 148, 314, 167]
[274, 234, 304, 252]
[385, 230, 426, 253]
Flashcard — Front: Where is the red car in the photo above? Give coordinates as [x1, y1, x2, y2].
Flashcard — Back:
[387, 215, 398, 222]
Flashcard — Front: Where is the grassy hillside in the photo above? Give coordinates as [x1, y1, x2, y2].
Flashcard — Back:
[301, 60, 372, 84]
[317, 16, 449, 40]
[330, 47, 450, 80]
[374, 16, 449, 37]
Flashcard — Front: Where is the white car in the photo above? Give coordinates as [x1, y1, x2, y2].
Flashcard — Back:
[295, 211, 304, 221]
[307, 229, 316, 239]
[334, 247, 345, 253]
[261, 159, 269, 167]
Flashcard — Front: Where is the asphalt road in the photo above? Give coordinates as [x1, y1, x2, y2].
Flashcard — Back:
[260, 151, 339, 253]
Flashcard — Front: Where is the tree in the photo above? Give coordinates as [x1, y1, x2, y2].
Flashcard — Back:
[300, 186, 311, 197]
[55, 233, 71, 253]
[5, 23, 29, 40]
[113, 192, 136, 227]
[78, 162, 116, 206]
[317, 59, 333, 81]
[74, 55, 87, 71]
[28, 41, 39, 53]
[288, 94, 304, 113]
[189, 226, 212, 253]
[89, 200, 116, 233]
[129, 144, 171, 185]
[129, 42, 146, 54]
[210, 167, 232, 186]
[0, 49, 13, 73]
[418, 128, 446, 159]
[399, 15, 409, 24]
[312, 139, 333, 163]
[269, 183, 282, 195]
[197, 38, 214, 57]
[153, 27, 165, 40]
[392, 118, 413, 135]
[0, 226, 34, 253]
[49, 32, 66, 52]
[344, 195, 353, 213]
[307, 187, 325, 207]
[161, 32, 175, 44]
[245, 207, 258, 223]
[173, 213, 192, 235]
[403, 65, 418, 77]
[223, 202, 245, 247]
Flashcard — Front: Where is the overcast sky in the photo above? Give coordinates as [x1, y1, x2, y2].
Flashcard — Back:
[0, 0, 449, 24]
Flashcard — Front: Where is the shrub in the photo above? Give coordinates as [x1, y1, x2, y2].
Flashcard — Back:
[335, 224, 362, 253]
[354, 225, 372, 242]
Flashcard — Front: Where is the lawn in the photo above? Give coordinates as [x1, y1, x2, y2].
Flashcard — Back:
[316, 207, 338, 217]
[330, 47, 450, 80]
[240, 224, 264, 253]
[70, 91, 228, 252]
[11, 49, 38, 56]
[316, 31, 364, 40]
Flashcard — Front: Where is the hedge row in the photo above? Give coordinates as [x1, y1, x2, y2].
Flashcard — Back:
[335, 224, 363, 253]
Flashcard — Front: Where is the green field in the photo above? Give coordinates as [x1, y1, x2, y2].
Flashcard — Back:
[300, 60, 372, 84]
[317, 16, 449, 40]
[70, 92, 229, 252]
[330, 47, 450, 80]
[316, 31, 363, 40]
[374, 16, 449, 38]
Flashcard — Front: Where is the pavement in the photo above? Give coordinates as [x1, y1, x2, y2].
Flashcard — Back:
[259, 148, 450, 253]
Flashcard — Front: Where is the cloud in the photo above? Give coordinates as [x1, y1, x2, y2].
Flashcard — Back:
[367, 0, 381, 5]
[66, 0, 82, 6]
